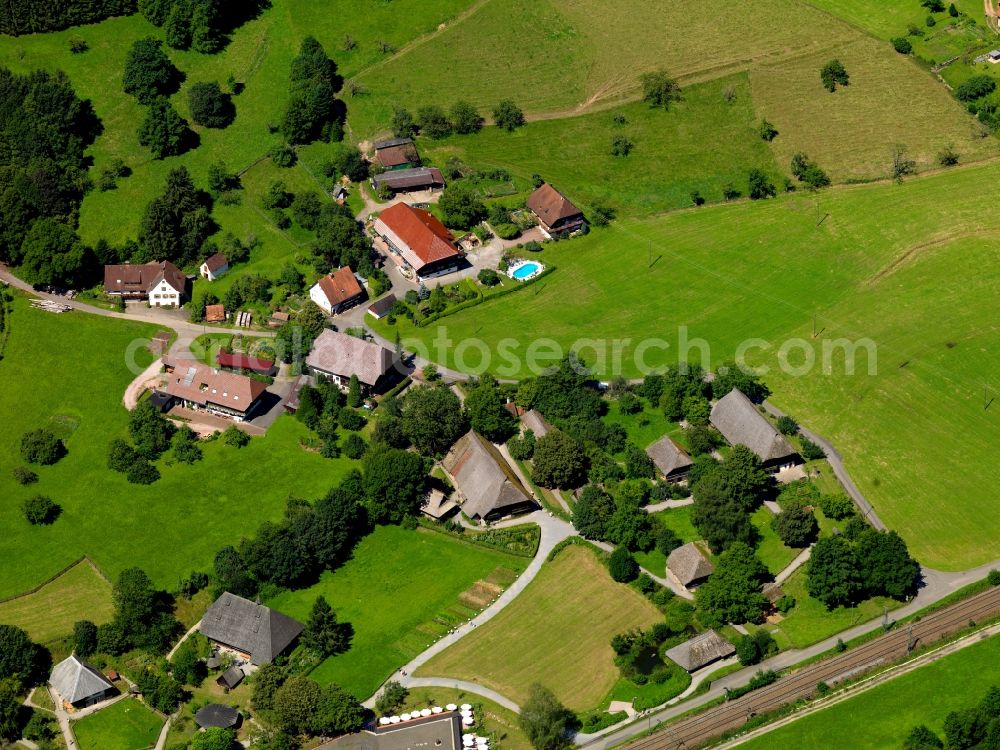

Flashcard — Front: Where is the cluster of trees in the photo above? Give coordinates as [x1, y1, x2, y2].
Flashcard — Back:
[295, 376, 367, 459]
[137, 167, 214, 265]
[189, 81, 236, 128]
[610, 622, 681, 686]
[107, 399, 178, 484]
[252, 666, 364, 738]
[695, 542, 771, 627]
[77, 567, 182, 657]
[212, 472, 377, 599]
[138, 0, 249, 53]
[391, 100, 483, 139]
[518, 684, 576, 750]
[0, 0, 134, 35]
[0, 67, 101, 287]
[902, 685, 1000, 749]
[282, 37, 344, 144]
[572, 483, 681, 559]
[690, 445, 772, 553]
[790, 152, 830, 190]
[122, 38, 194, 159]
[806, 527, 920, 608]
[20, 429, 66, 466]
[0, 624, 49, 744]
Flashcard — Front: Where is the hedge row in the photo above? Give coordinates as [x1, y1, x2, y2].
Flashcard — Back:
[416, 266, 557, 328]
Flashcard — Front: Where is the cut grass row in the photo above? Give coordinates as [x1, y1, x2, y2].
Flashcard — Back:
[375, 161, 1000, 570]
[267, 525, 530, 700]
[416, 543, 662, 712]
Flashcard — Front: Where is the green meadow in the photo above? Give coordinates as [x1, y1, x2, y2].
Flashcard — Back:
[376, 162, 1000, 569]
[267, 525, 529, 699]
[736, 632, 1000, 750]
[73, 698, 164, 750]
[0, 295, 358, 599]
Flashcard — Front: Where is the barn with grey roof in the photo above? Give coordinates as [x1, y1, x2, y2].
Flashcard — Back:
[667, 542, 715, 588]
[442, 431, 535, 522]
[317, 712, 462, 750]
[646, 436, 693, 481]
[199, 592, 304, 664]
[710, 389, 799, 469]
[50, 655, 115, 708]
[664, 630, 736, 672]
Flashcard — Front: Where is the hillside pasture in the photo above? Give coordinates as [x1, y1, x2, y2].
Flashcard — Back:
[0, 560, 114, 643]
[423, 75, 780, 215]
[349, 0, 862, 138]
[267, 526, 529, 700]
[736, 630, 1000, 750]
[0, 295, 359, 599]
[379, 162, 1000, 569]
[750, 35, 996, 181]
[416, 543, 662, 711]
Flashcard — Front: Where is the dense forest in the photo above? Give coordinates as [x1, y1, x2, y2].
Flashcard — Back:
[0, 67, 99, 286]
[0, 0, 135, 35]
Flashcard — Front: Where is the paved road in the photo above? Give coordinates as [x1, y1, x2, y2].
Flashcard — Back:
[761, 400, 885, 531]
[365, 511, 575, 708]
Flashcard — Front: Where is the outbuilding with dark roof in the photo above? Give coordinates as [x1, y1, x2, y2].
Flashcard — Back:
[199, 592, 304, 665]
[646, 436, 693, 481]
[664, 630, 736, 672]
[374, 137, 420, 170]
[372, 167, 445, 195]
[667, 542, 714, 588]
[195, 704, 241, 729]
[366, 293, 398, 320]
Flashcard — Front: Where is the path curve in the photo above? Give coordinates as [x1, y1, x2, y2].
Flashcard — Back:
[365, 511, 575, 707]
[761, 400, 885, 531]
[401, 678, 521, 713]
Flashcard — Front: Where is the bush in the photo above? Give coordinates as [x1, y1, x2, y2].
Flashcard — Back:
[270, 143, 297, 167]
[610, 135, 633, 157]
[478, 269, 501, 286]
[776, 415, 798, 435]
[20, 429, 66, 465]
[819, 493, 855, 520]
[955, 75, 995, 102]
[820, 59, 849, 92]
[938, 144, 959, 167]
[223, 426, 251, 448]
[609, 547, 639, 582]
[800, 437, 825, 460]
[22, 495, 60, 525]
[342, 433, 367, 459]
[690, 190, 705, 206]
[748, 169, 775, 200]
[775, 595, 796, 613]
[68, 36, 88, 53]
[891, 37, 912, 54]
[126, 459, 160, 485]
[492, 99, 525, 131]
[188, 81, 234, 128]
[988, 570, 1000, 586]
[13, 466, 38, 485]
[758, 119, 778, 141]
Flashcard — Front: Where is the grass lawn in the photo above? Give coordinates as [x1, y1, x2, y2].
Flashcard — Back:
[421, 75, 780, 216]
[635, 505, 700, 575]
[417, 544, 662, 712]
[757, 568, 896, 650]
[603, 400, 682, 451]
[384, 161, 1000, 570]
[737, 631, 1000, 750]
[164, 677, 252, 748]
[750, 507, 799, 576]
[72, 698, 164, 750]
[267, 525, 529, 700]
[605, 666, 691, 712]
[395, 686, 531, 750]
[0, 295, 359, 599]
[749, 34, 996, 181]
[0, 560, 113, 644]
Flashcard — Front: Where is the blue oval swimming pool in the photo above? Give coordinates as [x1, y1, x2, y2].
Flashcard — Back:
[511, 261, 542, 280]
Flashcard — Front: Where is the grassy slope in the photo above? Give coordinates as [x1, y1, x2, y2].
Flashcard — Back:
[376, 162, 1000, 569]
[72, 698, 163, 750]
[416, 544, 662, 712]
[422, 74, 780, 216]
[0, 561, 113, 643]
[267, 526, 529, 699]
[349, 0, 861, 138]
[737, 632, 1000, 750]
[0, 296, 358, 598]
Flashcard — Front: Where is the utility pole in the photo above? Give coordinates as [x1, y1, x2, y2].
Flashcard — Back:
[882, 606, 889, 632]
[907, 625, 916, 653]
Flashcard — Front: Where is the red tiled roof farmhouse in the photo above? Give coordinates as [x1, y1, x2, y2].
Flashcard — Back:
[527, 183, 583, 225]
[316, 266, 364, 308]
[376, 203, 461, 266]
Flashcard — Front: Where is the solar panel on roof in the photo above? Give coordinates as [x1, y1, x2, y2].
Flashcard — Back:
[183, 367, 197, 386]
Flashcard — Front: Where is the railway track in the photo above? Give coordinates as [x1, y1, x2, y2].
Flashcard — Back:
[621, 585, 1000, 750]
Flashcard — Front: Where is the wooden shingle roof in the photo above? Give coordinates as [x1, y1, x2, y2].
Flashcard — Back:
[442, 431, 531, 520]
[709, 389, 796, 463]
[50, 655, 114, 705]
[664, 630, 736, 672]
[646, 436, 693, 476]
[199, 592, 304, 664]
[667, 542, 714, 586]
